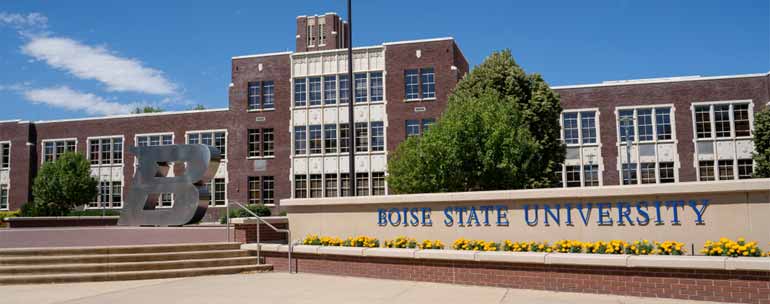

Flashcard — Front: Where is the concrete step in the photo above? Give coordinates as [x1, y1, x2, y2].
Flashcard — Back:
[0, 242, 242, 256]
[0, 264, 272, 284]
[0, 256, 259, 275]
[0, 249, 250, 265]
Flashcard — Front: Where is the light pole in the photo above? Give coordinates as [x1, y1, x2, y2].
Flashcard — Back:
[347, 0, 356, 197]
[619, 116, 634, 185]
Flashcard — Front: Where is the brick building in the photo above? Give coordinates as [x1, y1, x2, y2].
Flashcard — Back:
[0, 13, 767, 221]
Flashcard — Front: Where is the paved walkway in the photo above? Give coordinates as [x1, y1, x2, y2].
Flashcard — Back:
[0, 272, 724, 304]
[0, 226, 232, 248]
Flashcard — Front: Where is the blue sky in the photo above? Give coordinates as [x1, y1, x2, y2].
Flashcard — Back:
[0, 0, 768, 121]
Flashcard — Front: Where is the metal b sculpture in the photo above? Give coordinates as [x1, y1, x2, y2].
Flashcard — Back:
[119, 145, 221, 226]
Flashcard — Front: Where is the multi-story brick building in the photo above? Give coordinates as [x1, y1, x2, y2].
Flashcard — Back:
[0, 13, 767, 221]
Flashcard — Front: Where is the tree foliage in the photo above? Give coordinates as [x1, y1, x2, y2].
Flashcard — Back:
[132, 106, 163, 114]
[387, 50, 565, 193]
[25, 153, 98, 216]
[754, 107, 770, 177]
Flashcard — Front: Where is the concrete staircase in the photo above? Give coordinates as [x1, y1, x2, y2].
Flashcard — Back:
[0, 242, 271, 284]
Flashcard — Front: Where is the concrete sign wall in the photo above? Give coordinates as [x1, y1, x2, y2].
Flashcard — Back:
[282, 179, 770, 250]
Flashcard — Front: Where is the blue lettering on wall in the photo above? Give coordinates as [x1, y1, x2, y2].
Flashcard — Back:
[409, 208, 420, 226]
[496, 205, 509, 226]
[636, 201, 650, 225]
[443, 207, 454, 226]
[467, 207, 481, 226]
[564, 203, 574, 226]
[387, 208, 401, 226]
[616, 202, 632, 226]
[479, 205, 493, 226]
[688, 199, 708, 224]
[420, 208, 433, 226]
[577, 203, 592, 226]
[544, 204, 560, 226]
[377, 208, 387, 226]
[596, 203, 613, 225]
[523, 204, 538, 226]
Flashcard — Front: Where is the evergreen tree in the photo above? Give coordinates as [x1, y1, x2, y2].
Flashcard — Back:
[753, 107, 770, 177]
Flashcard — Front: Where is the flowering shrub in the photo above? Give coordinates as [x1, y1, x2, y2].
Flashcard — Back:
[656, 241, 686, 255]
[419, 240, 445, 250]
[384, 236, 417, 249]
[342, 236, 379, 248]
[585, 240, 628, 254]
[625, 240, 654, 255]
[502, 241, 552, 252]
[302, 234, 321, 245]
[452, 238, 499, 251]
[551, 240, 584, 253]
[703, 238, 762, 257]
[302, 234, 343, 246]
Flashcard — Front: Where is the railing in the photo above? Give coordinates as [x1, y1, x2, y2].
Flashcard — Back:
[226, 201, 294, 273]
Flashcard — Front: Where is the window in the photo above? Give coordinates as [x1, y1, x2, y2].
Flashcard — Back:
[356, 173, 369, 196]
[0, 143, 9, 169]
[371, 122, 384, 152]
[372, 172, 386, 195]
[738, 159, 753, 179]
[43, 139, 76, 162]
[262, 81, 274, 110]
[581, 112, 597, 144]
[563, 113, 579, 144]
[318, 22, 326, 45]
[309, 77, 322, 106]
[694, 106, 712, 139]
[160, 193, 173, 208]
[422, 119, 435, 133]
[248, 129, 274, 158]
[355, 122, 368, 152]
[294, 175, 307, 198]
[339, 75, 349, 104]
[0, 184, 8, 210]
[622, 163, 638, 185]
[340, 173, 351, 197]
[325, 174, 337, 197]
[324, 125, 337, 153]
[89, 137, 123, 165]
[734, 104, 751, 137]
[294, 79, 307, 106]
[294, 127, 306, 155]
[659, 162, 675, 183]
[637, 109, 653, 141]
[656, 108, 672, 140]
[584, 164, 599, 187]
[324, 76, 336, 105]
[354, 73, 367, 103]
[699, 161, 715, 181]
[309, 125, 322, 154]
[421, 68, 435, 99]
[307, 22, 315, 46]
[309, 174, 322, 198]
[340, 124, 350, 153]
[91, 181, 121, 208]
[248, 176, 274, 204]
[618, 110, 635, 142]
[137, 134, 173, 147]
[405, 69, 419, 100]
[640, 163, 656, 184]
[187, 131, 226, 158]
[718, 160, 733, 180]
[209, 178, 226, 206]
[247, 81, 274, 110]
[248, 82, 260, 110]
[714, 105, 731, 138]
[406, 120, 420, 137]
[370, 72, 383, 102]
[565, 165, 581, 187]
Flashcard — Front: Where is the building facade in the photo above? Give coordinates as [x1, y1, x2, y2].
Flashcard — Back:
[0, 13, 767, 221]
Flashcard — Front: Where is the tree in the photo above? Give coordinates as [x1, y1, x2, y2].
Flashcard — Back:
[754, 107, 770, 177]
[26, 153, 98, 216]
[387, 50, 565, 193]
[191, 104, 206, 110]
[132, 106, 163, 114]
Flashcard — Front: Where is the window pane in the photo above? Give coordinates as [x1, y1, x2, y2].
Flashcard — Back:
[354, 73, 367, 103]
[309, 77, 322, 106]
[111, 181, 122, 208]
[324, 76, 336, 105]
[370, 72, 383, 102]
[0, 185, 8, 210]
[309, 125, 322, 154]
[618, 110, 635, 142]
[101, 140, 111, 165]
[248, 82, 260, 110]
[714, 105, 731, 138]
[583, 164, 599, 187]
[89, 140, 100, 165]
[339, 75, 349, 104]
[699, 161, 715, 181]
[294, 127, 306, 155]
[0, 143, 9, 169]
[248, 176, 260, 204]
[565, 165, 581, 187]
[372, 172, 386, 195]
[340, 173, 350, 197]
[113, 138, 122, 164]
[356, 172, 369, 196]
[718, 160, 733, 180]
[659, 162, 675, 183]
[622, 163, 638, 185]
[738, 159, 753, 179]
[162, 135, 173, 145]
[733, 104, 750, 137]
[212, 178, 226, 206]
[370, 122, 384, 152]
[325, 174, 337, 197]
[406, 120, 420, 137]
[580, 112, 596, 144]
[637, 109, 653, 141]
[405, 69, 419, 100]
[420, 68, 435, 99]
[214, 132, 226, 158]
[655, 108, 672, 140]
[263, 129, 274, 157]
[248, 129, 260, 157]
[563, 113, 579, 144]
[355, 122, 368, 152]
[695, 106, 712, 139]
[340, 124, 350, 153]
[309, 174, 322, 198]
[422, 119, 435, 133]
[262, 81, 274, 110]
[294, 78, 306, 107]
[262, 176, 274, 204]
[294, 175, 307, 198]
[640, 163, 656, 184]
[324, 125, 337, 153]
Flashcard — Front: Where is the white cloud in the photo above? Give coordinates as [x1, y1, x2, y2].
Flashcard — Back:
[22, 37, 177, 95]
[0, 12, 47, 29]
[22, 86, 137, 116]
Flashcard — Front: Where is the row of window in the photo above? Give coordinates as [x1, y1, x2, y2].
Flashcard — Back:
[564, 164, 600, 187]
[563, 111, 597, 144]
[406, 119, 435, 137]
[248, 129, 275, 158]
[306, 18, 326, 47]
[294, 172, 386, 198]
[405, 68, 436, 100]
[187, 131, 227, 159]
[89, 181, 123, 209]
[0, 184, 7, 210]
[698, 159, 753, 181]
[247, 81, 275, 111]
[294, 72, 383, 106]
[89, 137, 123, 165]
[43, 140, 76, 163]
[248, 176, 275, 205]
[294, 122, 384, 155]
[695, 104, 751, 139]
[0, 142, 9, 169]
[621, 162, 677, 185]
[618, 107, 673, 142]
[87, 178, 228, 209]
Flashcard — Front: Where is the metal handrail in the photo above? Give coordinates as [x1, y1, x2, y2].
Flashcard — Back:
[226, 201, 294, 273]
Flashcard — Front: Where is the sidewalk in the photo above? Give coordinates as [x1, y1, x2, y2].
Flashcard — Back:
[0, 272, 724, 304]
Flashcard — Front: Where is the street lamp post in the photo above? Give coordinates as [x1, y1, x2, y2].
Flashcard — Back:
[347, 0, 356, 197]
[619, 116, 634, 185]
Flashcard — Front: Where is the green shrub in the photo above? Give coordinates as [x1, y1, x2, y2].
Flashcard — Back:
[29, 153, 97, 216]
[219, 204, 271, 224]
[68, 209, 120, 217]
[0, 210, 20, 227]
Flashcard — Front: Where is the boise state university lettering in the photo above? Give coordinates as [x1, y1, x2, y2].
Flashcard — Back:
[377, 199, 709, 227]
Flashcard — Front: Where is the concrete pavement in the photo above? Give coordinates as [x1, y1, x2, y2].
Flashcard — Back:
[0, 272, 726, 304]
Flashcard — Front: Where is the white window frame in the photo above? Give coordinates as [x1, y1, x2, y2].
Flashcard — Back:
[559, 108, 603, 187]
[86, 135, 125, 167]
[88, 180, 123, 209]
[185, 129, 228, 160]
[691, 100, 755, 181]
[615, 104, 679, 185]
[0, 140, 10, 171]
[40, 138, 78, 164]
[0, 183, 9, 210]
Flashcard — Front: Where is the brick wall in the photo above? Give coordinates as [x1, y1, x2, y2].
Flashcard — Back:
[262, 252, 770, 303]
[233, 222, 288, 243]
[0, 121, 33, 209]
